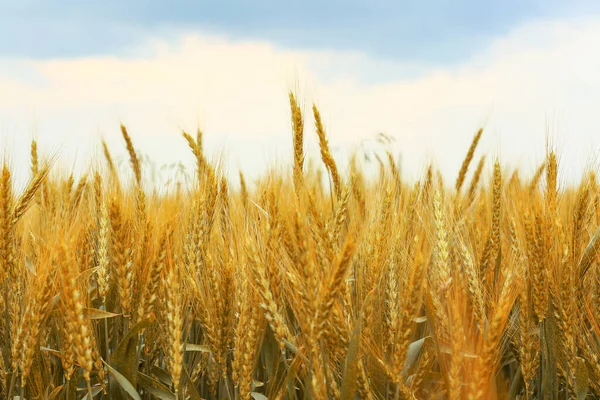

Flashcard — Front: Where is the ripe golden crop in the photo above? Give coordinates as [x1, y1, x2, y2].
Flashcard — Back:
[0, 94, 598, 399]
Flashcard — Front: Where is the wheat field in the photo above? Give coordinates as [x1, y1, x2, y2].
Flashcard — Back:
[0, 93, 598, 399]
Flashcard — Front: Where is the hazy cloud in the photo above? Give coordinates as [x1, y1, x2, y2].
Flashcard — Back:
[1, 16, 599, 187]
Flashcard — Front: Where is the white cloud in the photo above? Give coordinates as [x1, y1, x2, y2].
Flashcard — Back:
[1, 16, 600, 188]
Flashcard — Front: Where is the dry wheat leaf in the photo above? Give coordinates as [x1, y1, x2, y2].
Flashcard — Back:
[47, 385, 63, 400]
[340, 314, 361, 399]
[183, 366, 203, 400]
[151, 365, 173, 386]
[81, 385, 103, 399]
[184, 343, 211, 353]
[77, 267, 99, 282]
[83, 307, 120, 320]
[110, 316, 155, 388]
[103, 360, 141, 400]
[576, 357, 589, 400]
[138, 371, 176, 400]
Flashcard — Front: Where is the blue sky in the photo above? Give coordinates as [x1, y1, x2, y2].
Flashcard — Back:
[3, 1, 599, 62]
